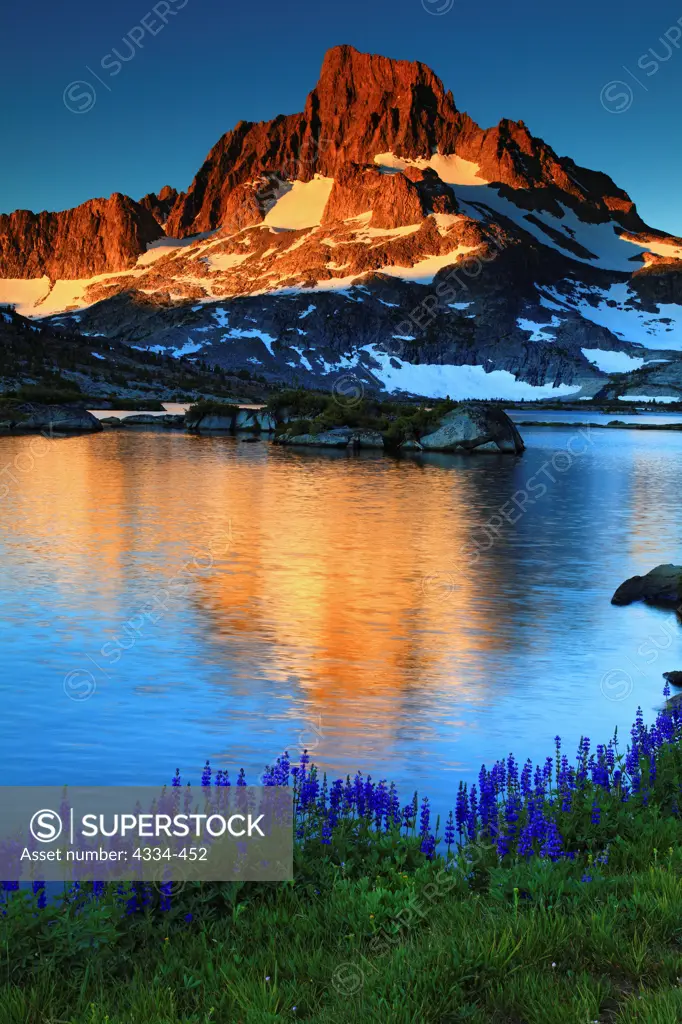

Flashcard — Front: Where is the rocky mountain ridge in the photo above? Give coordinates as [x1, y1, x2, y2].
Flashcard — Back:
[3, 44, 682, 402]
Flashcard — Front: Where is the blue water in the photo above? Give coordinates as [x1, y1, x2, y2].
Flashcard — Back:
[1, 424, 680, 819]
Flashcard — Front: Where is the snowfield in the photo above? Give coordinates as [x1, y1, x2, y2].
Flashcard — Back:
[538, 283, 682, 350]
[581, 349, 645, 373]
[359, 347, 582, 400]
[263, 177, 335, 230]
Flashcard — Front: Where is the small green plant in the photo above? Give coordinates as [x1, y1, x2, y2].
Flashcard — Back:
[15, 383, 84, 405]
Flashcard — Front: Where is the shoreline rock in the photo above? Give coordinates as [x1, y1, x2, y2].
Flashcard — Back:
[280, 426, 385, 449]
[185, 407, 276, 432]
[415, 406, 524, 454]
[612, 564, 682, 607]
[119, 413, 185, 427]
[0, 403, 103, 434]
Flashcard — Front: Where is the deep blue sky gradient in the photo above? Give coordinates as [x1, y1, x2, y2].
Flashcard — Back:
[2, 0, 682, 231]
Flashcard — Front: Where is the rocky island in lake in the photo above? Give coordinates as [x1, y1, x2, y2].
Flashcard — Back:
[269, 392, 525, 453]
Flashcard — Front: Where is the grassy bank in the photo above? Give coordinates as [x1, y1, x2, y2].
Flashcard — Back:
[3, 693, 682, 1023]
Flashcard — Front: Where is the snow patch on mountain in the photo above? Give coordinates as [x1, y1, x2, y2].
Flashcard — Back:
[373, 152, 490, 186]
[581, 349, 645, 373]
[448, 185, 676, 273]
[618, 395, 681, 403]
[221, 327, 278, 355]
[378, 246, 479, 284]
[263, 176, 335, 230]
[173, 340, 204, 358]
[517, 315, 562, 341]
[621, 235, 682, 260]
[206, 252, 251, 271]
[361, 346, 582, 400]
[539, 282, 682, 349]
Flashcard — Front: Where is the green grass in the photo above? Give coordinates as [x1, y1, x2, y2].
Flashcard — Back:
[10, 383, 85, 405]
[3, 804, 682, 1022]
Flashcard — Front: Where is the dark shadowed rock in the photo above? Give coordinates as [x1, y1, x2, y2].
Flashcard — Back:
[0, 403, 103, 434]
[611, 564, 682, 607]
[278, 426, 383, 449]
[284, 427, 355, 448]
[187, 412, 235, 431]
[663, 671, 682, 687]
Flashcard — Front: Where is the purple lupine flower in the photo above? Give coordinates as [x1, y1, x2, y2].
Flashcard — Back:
[490, 760, 505, 796]
[236, 768, 247, 787]
[171, 769, 182, 788]
[455, 783, 468, 838]
[506, 754, 519, 791]
[543, 756, 553, 787]
[478, 767, 498, 836]
[419, 796, 431, 838]
[517, 821, 534, 858]
[520, 761, 532, 798]
[388, 782, 401, 829]
[444, 810, 455, 848]
[32, 881, 46, 910]
[467, 786, 478, 842]
[201, 760, 211, 787]
[420, 833, 436, 859]
[539, 821, 563, 861]
[496, 831, 511, 858]
[591, 802, 601, 825]
[159, 881, 172, 912]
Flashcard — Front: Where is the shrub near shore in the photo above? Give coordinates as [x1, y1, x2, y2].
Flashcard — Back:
[3, 689, 682, 1022]
[267, 388, 461, 446]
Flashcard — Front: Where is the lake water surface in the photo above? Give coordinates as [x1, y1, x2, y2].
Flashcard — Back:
[2, 425, 681, 816]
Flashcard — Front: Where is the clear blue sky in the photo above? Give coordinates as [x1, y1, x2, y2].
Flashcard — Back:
[2, 0, 682, 233]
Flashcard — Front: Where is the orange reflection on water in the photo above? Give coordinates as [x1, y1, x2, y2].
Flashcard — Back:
[0, 432, 514, 744]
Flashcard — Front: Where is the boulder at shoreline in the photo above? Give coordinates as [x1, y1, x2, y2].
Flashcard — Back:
[0, 403, 103, 434]
[612, 564, 682, 607]
[415, 405, 525, 454]
[185, 404, 275, 432]
[280, 427, 384, 449]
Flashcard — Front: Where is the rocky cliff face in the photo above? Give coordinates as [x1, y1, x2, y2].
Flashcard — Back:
[162, 45, 642, 238]
[0, 194, 163, 280]
[139, 186, 180, 227]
